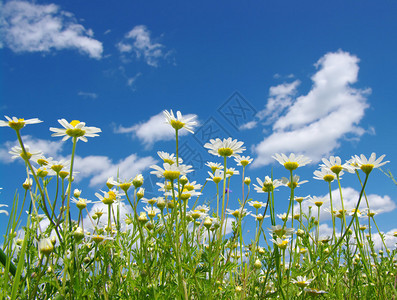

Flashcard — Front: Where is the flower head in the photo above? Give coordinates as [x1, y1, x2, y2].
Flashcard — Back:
[350, 153, 389, 175]
[164, 110, 197, 133]
[0, 116, 42, 131]
[157, 151, 183, 165]
[281, 175, 308, 189]
[273, 153, 311, 171]
[320, 155, 353, 174]
[291, 276, 313, 288]
[204, 138, 245, 158]
[150, 163, 193, 180]
[207, 169, 228, 184]
[234, 155, 253, 167]
[253, 176, 283, 193]
[9, 145, 42, 161]
[271, 237, 290, 250]
[50, 119, 101, 142]
[205, 162, 224, 173]
[313, 167, 339, 182]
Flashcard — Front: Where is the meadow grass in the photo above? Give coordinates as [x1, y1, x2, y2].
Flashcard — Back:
[0, 112, 396, 299]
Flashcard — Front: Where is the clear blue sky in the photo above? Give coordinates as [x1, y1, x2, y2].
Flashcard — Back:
[1, 0, 397, 247]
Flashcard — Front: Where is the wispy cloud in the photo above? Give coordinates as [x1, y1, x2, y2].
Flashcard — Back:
[114, 111, 198, 149]
[117, 25, 172, 67]
[78, 91, 98, 99]
[252, 50, 371, 167]
[1, 0, 103, 58]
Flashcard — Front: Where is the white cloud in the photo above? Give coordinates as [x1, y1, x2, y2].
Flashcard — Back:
[1, 0, 103, 58]
[0, 135, 63, 163]
[239, 120, 257, 130]
[114, 111, 197, 149]
[253, 50, 370, 167]
[73, 153, 157, 187]
[77, 91, 98, 99]
[117, 25, 171, 67]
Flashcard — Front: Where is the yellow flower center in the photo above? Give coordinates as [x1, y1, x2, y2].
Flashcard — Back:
[9, 119, 25, 130]
[284, 161, 299, 171]
[108, 190, 116, 200]
[70, 120, 80, 127]
[20, 152, 32, 161]
[164, 170, 181, 180]
[330, 165, 343, 174]
[323, 174, 335, 182]
[218, 147, 233, 157]
[213, 176, 222, 184]
[295, 197, 304, 203]
[278, 240, 289, 250]
[37, 168, 48, 178]
[296, 281, 308, 288]
[232, 210, 240, 218]
[51, 164, 63, 173]
[163, 159, 175, 165]
[37, 159, 49, 166]
[185, 184, 194, 191]
[92, 235, 105, 244]
[59, 171, 69, 179]
[66, 128, 86, 138]
[314, 201, 323, 207]
[240, 160, 250, 166]
[191, 211, 201, 219]
[170, 120, 184, 130]
[360, 164, 374, 175]
[252, 202, 262, 209]
[76, 199, 87, 210]
[119, 182, 132, 191]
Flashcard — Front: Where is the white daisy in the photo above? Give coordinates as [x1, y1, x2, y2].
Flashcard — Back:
[150, 163, 193, 180]
[320, 155, 353, 174]
[350, 153, 389, 175]
[253, 176, 284, 193]
[234, 155, 253, 166]
[0, 116, 42, 130]
[205, 161, 224, 173]
[272, 153, 311, 171]
[9, 145, 42, 161]
[157, 151, 183, 165]
[50, 119, 101, 142]
[281, 175, 308, 189]
[313, 167, 339, 182]
[163, 110, 197, 133]
[204, 137, 245, 158]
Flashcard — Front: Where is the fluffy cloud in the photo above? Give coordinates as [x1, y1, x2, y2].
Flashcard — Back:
[117, 25, 171, 67]
[253, 50, 370, 167]
[114, 111, 197, 148]
[1, 0, 103, 58]
[73, 153, 157, 187]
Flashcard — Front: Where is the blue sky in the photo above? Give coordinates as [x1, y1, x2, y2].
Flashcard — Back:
[1, 0, 397, 247]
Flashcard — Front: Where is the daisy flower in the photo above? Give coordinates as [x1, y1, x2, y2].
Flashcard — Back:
[313, 167, 340, 182]
[268, 225, 295, 237]
[350, 153, 389, 175]
[150, 163, 193, 180]
[276, 213, 292, 222]
[226, 167, 240, 176]
[9, 145, 42, 161]
[157, 151, 183, 165]
[321, 155, 353, 174]
[272, 153, 311, 171]
[50, 119, 101, 142]
[234, 155, 253, 167]
[248, 200, 266, 209]
[291, 276, 313, 288]
[188, 209, 208, 220]
[95, 189, 123, 205]
[253, 176, 283, 193]
[183, 180, 203, 191]
[34, 155, 54, 167]
[22, 178, 33, 190]
[163, 110, 197, 133]
[143, 206, 161, 219]
[207, 169, 228, 183]
[281, 175, 308, 189]
[308, 196, 329, 208]
[205, 161, 224, 173]
[226, 207, 250, 218]
[49, 159, 70, 174]
[0, 116, 42, 131]
[271, 237, 290, 250]
[204, 137, 245, 158]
